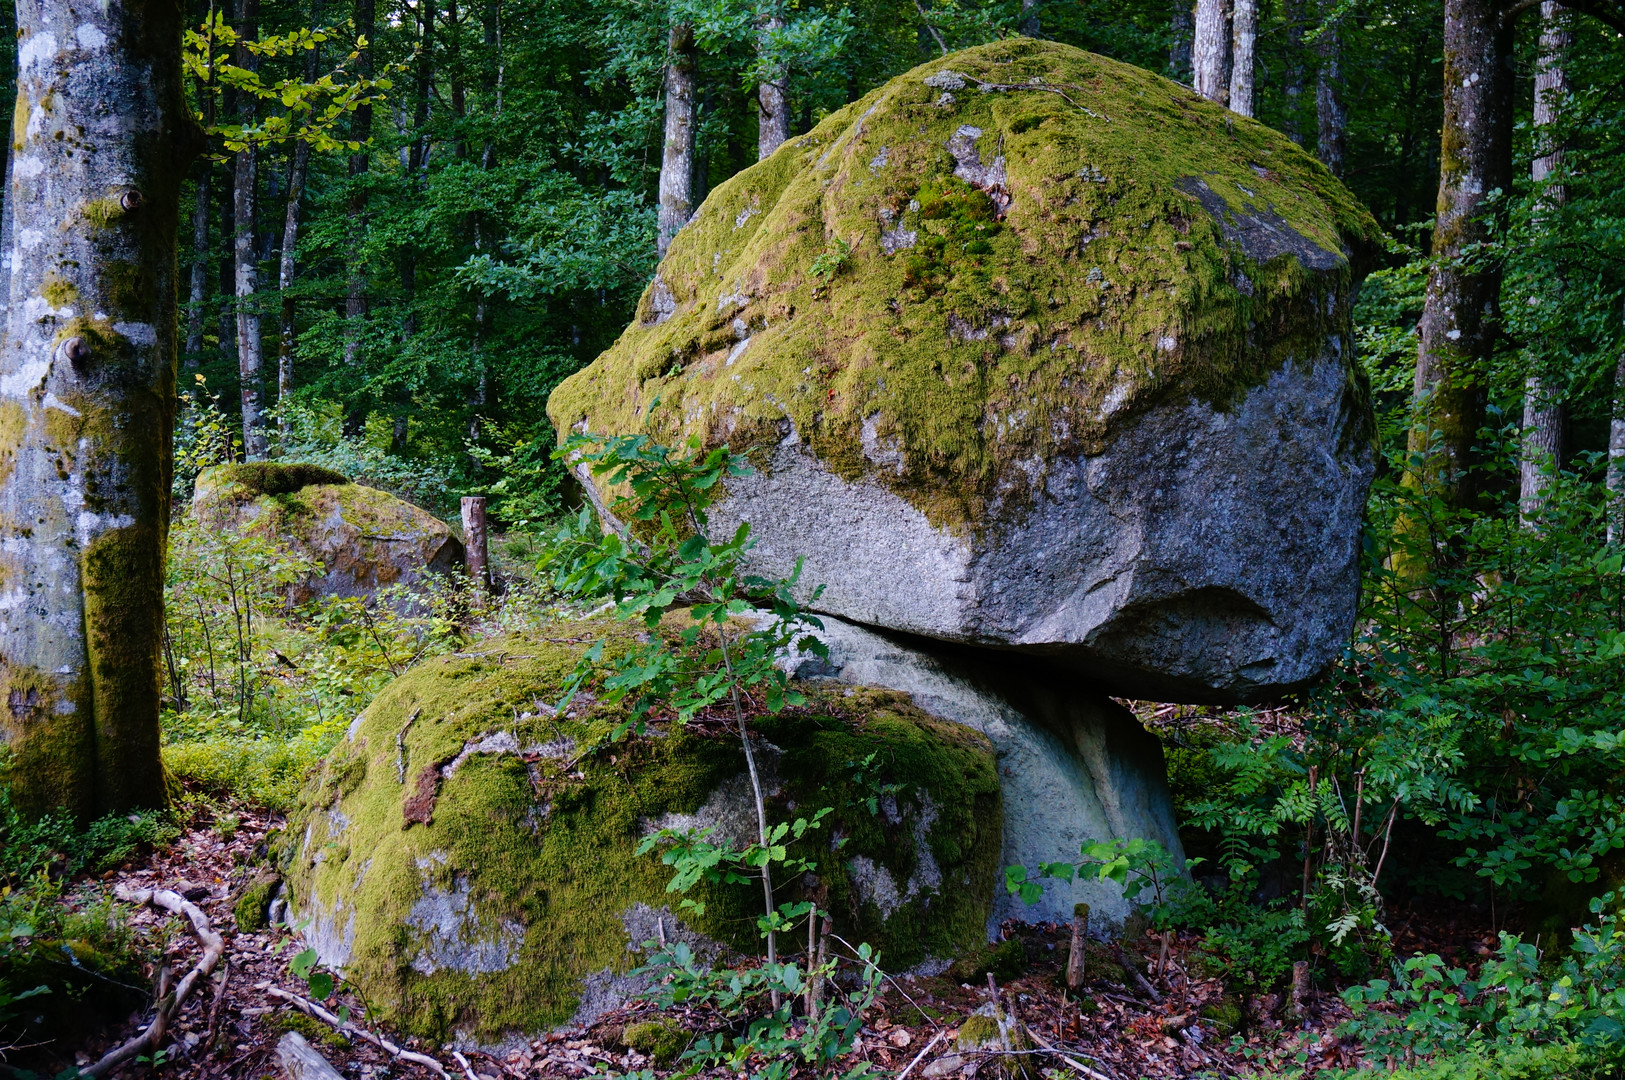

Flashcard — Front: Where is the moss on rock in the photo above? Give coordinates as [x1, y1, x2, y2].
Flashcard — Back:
[196, 462, 351, 501]
[280, 627, 1001, 1042]
[548, 39, 1381, 532]
[622, 1019, 688, 1064]
[234, 872, 281, 931]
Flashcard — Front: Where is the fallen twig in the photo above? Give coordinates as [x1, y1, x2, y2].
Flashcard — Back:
[83, 887, 227, 1077]
[1022, 1022, 1121, 1080]
[1110, 943, 1163, 1003]
[267, 985, 449, 1078]
[450, 1048, 479, 1080]
[895, 1030, 945, 1080]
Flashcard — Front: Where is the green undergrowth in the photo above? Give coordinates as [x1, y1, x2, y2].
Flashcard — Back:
[1309, 1043, 1625, 1080]
[278, 626, 1001, 1042]
[549, 38, 1381, 532]
[198, 461, 351, 500]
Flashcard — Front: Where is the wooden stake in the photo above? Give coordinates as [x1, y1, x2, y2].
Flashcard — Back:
[1066, 903, 1089, 993]
[1289, 959, 1311, 1021]
[461, 496, 490, 596]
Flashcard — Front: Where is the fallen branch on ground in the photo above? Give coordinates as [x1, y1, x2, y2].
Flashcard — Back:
[266, 986, 449, 1078]
[1110, 943, 1163, 1003]
[83, 886, 227, 1077]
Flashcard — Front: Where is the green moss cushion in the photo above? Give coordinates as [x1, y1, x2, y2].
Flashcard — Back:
[280, 630, 1001, 1043]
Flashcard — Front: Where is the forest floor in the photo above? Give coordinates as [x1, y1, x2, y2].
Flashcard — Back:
[33, 806, 1502, 1080]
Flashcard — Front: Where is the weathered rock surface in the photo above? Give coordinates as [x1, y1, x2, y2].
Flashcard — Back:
[279, 630, 1001, 1042]
[783, 614, 1183, 930]
[191, 463, 463, 604]
[548, 39, 1381, 703]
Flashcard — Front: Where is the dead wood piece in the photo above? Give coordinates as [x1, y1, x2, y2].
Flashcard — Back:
[202, 958, 234, 1061]
[1067, 903, 1090, 992]
[83, 886, 227, 1077]
[896, 1030, 946, 1080]
[277, 1031, 346, 1080]
[266, 985, 449, 1078]
[1109, 943, 1163, 1003]
[451, 1048, 480, 1080]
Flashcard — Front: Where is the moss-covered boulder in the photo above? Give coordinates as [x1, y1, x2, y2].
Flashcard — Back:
[279, 629, 1001, 1043]
[191, 463, 463, 603]
[548, 40, 1381, 704]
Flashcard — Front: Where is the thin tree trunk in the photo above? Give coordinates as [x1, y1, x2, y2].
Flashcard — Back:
[0, 0, 202, 818]
[757, 12, 787, 159]
[1282, 0, 1306, 142]
[185, 165, 210, 367]
[1609, 341, 1625, 545]
[277, 141, 310, 426]
[1518, 2, 1570, 525]
[234, 0, 267, 460]
[467, 0, 499, 460]
[1169, 0, 1194, 83]
[1315, 0, 1347, 176]
[1019, 0, 1041, 36]
[1229, 0, 1257, 117]
[343, 0, 377, 368]
[1193, 0, 1231, 104]
[1406, 0, 1515, 514]
[657, 24, 697, 260]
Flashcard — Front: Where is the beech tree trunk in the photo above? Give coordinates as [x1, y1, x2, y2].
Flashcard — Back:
[1518, 2, 1570, 524]
[184, 166, 210, 367]
[343, 0, 376, 368]
[1282, 0, 1306, 142]
[1316, 0, 1347, 176]
[1406, 0, 1515, 512]
[277, 141, 310, 425]
[0, 0, 202, 818]
[657, 24, 696, 260]
[234, 0, 267, 459]
[1229, 0, 1257, 117]
[1019, 0, 1041, 36]
[1609, 343, 1625, 545]
[757, 11, 787, 159]
[1193, 0, 1231, 104]
[1168, 0, 1194, 83]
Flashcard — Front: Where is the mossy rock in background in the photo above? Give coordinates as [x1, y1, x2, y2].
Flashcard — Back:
[191, 462, 463, 604]
[279, 627, 1001, 1043]
[549, 39, 1382, 705]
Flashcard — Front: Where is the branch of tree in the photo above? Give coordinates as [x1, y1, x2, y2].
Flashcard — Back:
[265, 986, 450, 1078]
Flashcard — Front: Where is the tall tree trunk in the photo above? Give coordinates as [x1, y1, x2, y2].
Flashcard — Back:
[343, 0, 377, 369]
[1405, 0, 1515, 513]
[1518, 2, 1570, 524]
[1609, 341, 1625, 545]
[1169, 0, 1194, 83]
[234, 0, 267, 460]
[657, 23, 697, 260]
[467, 0, 499, 459]
[757, 7, 787, 159]
[0, 0, 202, 818]
[1229, 0, 1257, 117]
[1315, 0, 1347, 176]
[1193, 0, 1231, 104]
[1282, 0, 1306, 142]
[1019, 0, 1041, 36]
[277, 141, 310, 426]
[184, 165, 210, 367]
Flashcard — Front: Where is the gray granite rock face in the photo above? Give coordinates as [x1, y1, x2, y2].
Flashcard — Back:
[722, 349, 1373, 705]
[783, 614, 1184, 931]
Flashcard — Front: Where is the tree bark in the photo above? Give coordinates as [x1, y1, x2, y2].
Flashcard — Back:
[1406, 0, 1515, 513]
[1229, 0, 1257, 117]
[276, 141, 310, 426]
[1168, 0, 1194, 83]
[184, 165, 210, 368]
[343, 0, 377, 368]
[1609, 341, 1625, 545]
[757, 10, 787, 159]
[1193, 0, 1231, 104]
[461, 496, 489, 596]
[657, 24, 696, 260]
[233, 0, 266, 460]
[1315, 0, 1347, 176]
[1518, 2, 1570, 525]
[1282, 0, 1306, 142]
[0, 0, 202, 818]
[1019, 0, 1041, 36]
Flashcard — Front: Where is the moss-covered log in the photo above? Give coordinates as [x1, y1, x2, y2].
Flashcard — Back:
[0, 0, 204, 817]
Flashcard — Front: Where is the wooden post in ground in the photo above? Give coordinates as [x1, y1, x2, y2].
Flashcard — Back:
[461, 496, 490, 597]
[1067, 903, 1090, 993]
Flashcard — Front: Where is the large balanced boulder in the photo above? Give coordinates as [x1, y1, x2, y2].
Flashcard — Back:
[279, 630, 1002, 1043]
[548, 39, 1381, 704]
[191, 463, 463, 603]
